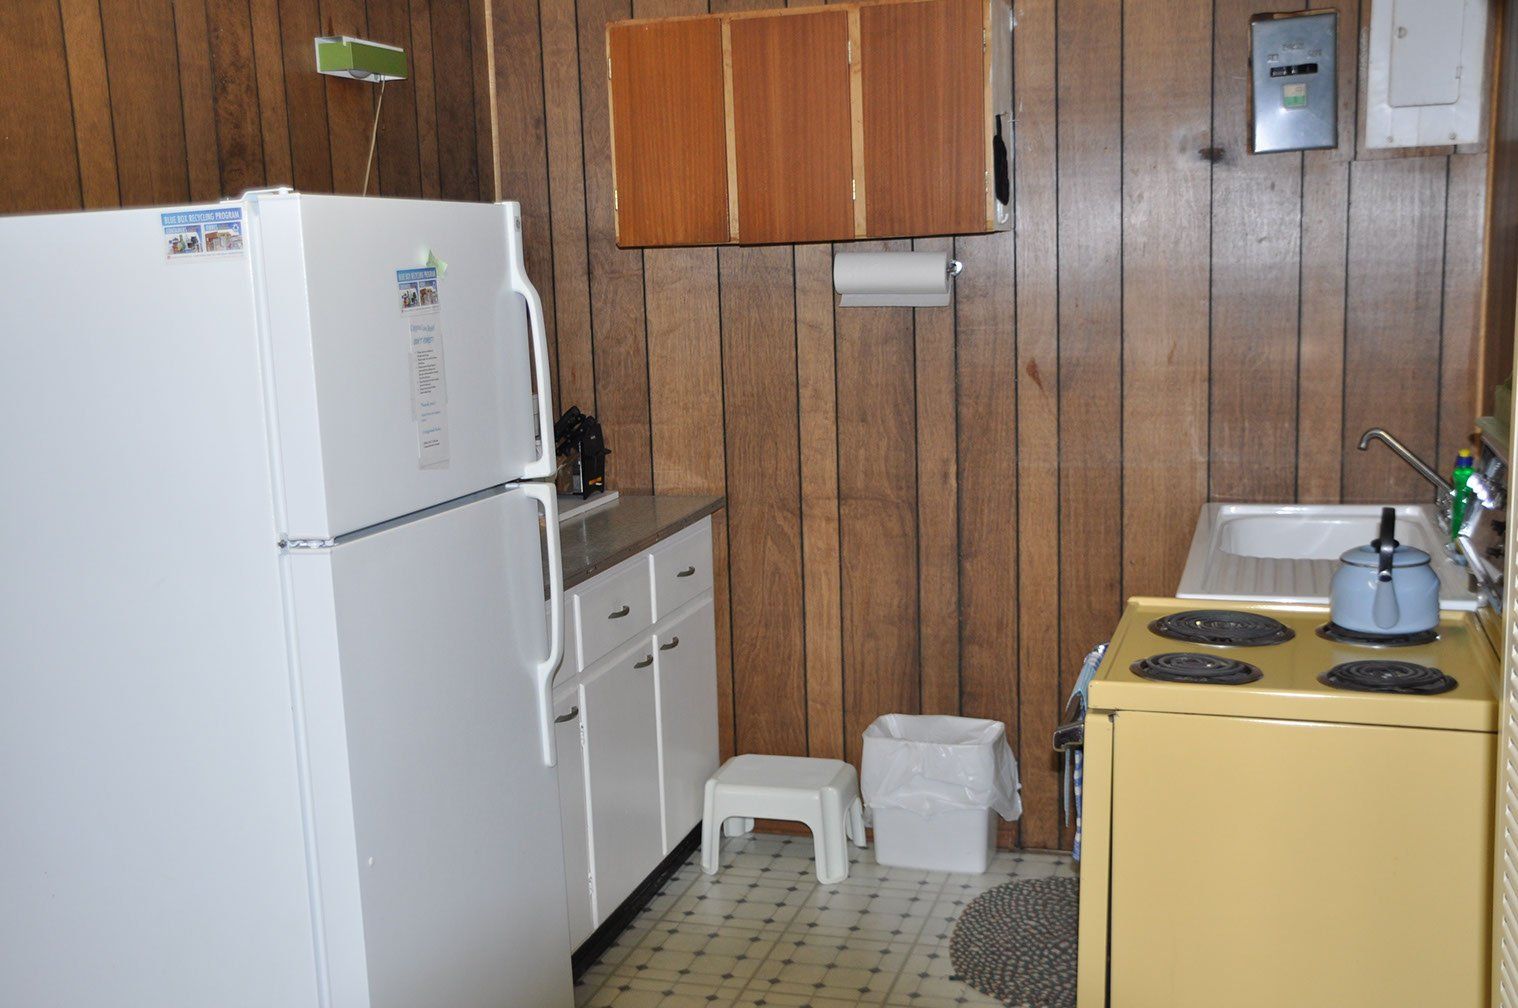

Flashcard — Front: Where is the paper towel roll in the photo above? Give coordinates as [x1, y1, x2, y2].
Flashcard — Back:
[833, 251, 953, 307]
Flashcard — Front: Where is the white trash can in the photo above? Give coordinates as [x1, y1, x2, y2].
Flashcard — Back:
[861, 715, 1022, 874]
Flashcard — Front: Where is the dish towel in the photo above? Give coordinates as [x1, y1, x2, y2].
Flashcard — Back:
[1063, 642, 1107, 862]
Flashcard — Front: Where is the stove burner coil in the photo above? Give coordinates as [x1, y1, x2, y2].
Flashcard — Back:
[1315, 622, 1439, 647]
[1148, 610, 1294, 647]
[1131, 652, 1264, 685]
[1319, 660, 1457, 695]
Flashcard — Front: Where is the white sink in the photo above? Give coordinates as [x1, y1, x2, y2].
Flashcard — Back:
[1177, 503, 1477, 610]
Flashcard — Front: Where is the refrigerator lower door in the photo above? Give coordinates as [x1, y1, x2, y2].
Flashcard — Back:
[251, 193, 556, 541]
[285, 484, 571, 1008]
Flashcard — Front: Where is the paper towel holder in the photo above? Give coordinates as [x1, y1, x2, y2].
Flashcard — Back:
[833, 250, 963, 308]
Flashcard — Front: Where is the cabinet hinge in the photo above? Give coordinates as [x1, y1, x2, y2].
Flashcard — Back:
[983, 28, 989, 50]
[847, 39, 852, 64]
[613, 188, 619, 212]
[851, 178, 857, 201]
[606, 54, 612, 80]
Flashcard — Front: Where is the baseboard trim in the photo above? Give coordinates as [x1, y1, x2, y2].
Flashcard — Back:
[571, 824, 702, 979]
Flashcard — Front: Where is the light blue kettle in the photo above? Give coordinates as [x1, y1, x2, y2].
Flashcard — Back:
[1329, 507, 1441, 636]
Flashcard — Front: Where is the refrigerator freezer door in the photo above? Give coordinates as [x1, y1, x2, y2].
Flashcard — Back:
[285, 486, 572, 1008]
[0, 205, 319, 1008]
[250, 193, 554, 540]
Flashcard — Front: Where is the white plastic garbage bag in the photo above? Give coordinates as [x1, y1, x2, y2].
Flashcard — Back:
[861, 714, 1022, 820]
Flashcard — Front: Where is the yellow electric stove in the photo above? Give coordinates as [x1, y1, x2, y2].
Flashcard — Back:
[1076, 598, 1498, 1008]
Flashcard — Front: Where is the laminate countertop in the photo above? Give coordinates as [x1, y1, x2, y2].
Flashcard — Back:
[556, 494, 725, 590]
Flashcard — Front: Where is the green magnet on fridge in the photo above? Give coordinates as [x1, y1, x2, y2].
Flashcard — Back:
[426, 250, 447, 278]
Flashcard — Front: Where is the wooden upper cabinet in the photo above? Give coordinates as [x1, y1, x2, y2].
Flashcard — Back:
[606, 0, 1012, 247]
[728, 10, 857, 245]
[861, 0, 996, 236]
[608, 18, 730, 247]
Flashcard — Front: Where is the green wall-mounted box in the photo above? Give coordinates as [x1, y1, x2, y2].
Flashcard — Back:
[314, 36, 408, 83]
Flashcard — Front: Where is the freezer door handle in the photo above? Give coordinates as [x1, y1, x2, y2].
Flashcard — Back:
[507, 204, 557, 481]
[523, 481, 565, 766]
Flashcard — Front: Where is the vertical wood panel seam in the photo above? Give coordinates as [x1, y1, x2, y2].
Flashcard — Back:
[641, 248, 653, 489]
[168, 1, 195, 201]
[716, 250, 737, 754]
[534, 0, 561, 402]
[264, 0, 293, 184]
[1434, 154, 1453, 459]
[203, 0, 229, 197]
[457, 0, 476, 197]
[1205, 0, 1216, 507]
[792, 243, 810, 750]
[950, 231, 961, 720]
[831, 259, 846, 760]
[98, 0, 121, 207]
[1117, 0, 1126, 598]
[1049, 0, 1064, 815]
[55, 0, 88, 208]
[1339, 161, 1354, 500]
[572, 0, 601, 415]
[1293, 146, 1306, 500]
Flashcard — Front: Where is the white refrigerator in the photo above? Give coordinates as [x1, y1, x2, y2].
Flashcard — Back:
[0, 192, 574, 1008]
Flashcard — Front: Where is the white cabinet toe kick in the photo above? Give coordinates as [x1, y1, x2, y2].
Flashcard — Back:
[550, 516, 720, 951]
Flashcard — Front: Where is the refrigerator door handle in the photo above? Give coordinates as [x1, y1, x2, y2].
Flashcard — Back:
[507, 207, 557, 481]
[522, 481, 565, 766]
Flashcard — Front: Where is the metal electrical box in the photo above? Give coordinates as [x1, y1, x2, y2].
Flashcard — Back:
[1249, 11, 1337, 154]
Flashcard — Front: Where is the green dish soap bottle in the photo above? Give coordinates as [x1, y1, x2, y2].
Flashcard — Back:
[1450, 449, 1475, 538]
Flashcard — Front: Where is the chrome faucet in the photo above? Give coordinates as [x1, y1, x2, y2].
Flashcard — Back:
[1357, 428, 1454, 529]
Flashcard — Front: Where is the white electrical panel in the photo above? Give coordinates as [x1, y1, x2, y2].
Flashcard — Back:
[1366, 0, 1488, 148]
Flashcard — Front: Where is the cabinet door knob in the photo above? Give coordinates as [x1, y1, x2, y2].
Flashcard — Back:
[608, 605, 631, 619]
[554, 706, 580, 724]
[676, 565, 697, 578]
[634, 655, 653, 669]
[659, 636, 681, 651]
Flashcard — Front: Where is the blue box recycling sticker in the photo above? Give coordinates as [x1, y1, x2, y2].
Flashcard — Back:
[397, 267, 441, 313]
[161, 207, 245, 260]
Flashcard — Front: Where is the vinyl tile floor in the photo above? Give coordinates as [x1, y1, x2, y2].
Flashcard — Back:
[574, 832, 1078, 1008]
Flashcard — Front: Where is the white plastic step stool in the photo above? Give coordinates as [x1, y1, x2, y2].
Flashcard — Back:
[700, 754, 867, 884]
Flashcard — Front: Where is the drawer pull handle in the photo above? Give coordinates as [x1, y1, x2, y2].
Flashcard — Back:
[608, 605, 631, 619]
[633, 655, 653, 669]
[676, 565, 697, 578]
[659, 637, 681, 651]
[554, 706, 580, 724]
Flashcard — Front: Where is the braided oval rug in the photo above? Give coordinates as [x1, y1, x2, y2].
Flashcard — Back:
[948, 876, 1079, 1008]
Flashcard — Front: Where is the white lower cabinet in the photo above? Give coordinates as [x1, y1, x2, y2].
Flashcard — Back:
[552, 516, 718, 949]
[580, 634, 665, 918]
[552, 686, 595, 949]
[655, 599, 720, 852]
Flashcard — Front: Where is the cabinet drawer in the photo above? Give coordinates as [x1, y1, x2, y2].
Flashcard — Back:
[650, 518, 713, 619]
[574, 562, 653, 667]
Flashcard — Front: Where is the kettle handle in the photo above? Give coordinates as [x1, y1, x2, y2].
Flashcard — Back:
[1376, 507, 1397, 583]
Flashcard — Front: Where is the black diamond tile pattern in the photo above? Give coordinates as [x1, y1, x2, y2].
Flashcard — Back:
[573, 833, 1076, 1007]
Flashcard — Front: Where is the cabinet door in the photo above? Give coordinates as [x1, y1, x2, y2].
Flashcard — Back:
[860, 0, 988, 237]
[654, 599, 721, 851]
[581, 635, 665, 917]
[553, 688, 595, 949]
[729, 10, 857, 243]
[609, 18, 731, 247]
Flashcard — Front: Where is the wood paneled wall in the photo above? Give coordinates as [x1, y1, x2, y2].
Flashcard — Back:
[498, 0, 1491, 850]
[7, 0, 1492, 851]
[1, 0, 496, 215]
